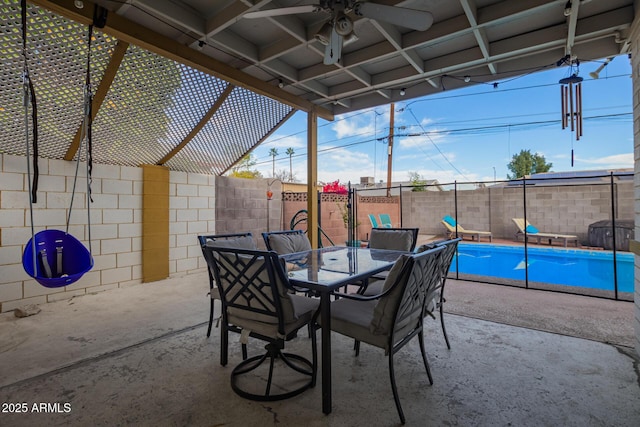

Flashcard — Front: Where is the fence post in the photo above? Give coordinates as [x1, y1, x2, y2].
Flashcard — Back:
[399, 183, 403, 227]
[454, 181, 459, 279]
[610, 172, 619, 299]
[523, 177, 529, 289]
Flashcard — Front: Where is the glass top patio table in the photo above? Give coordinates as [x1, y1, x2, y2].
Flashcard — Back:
[281, 246, 406, 292]
[280, 246, 408, 415]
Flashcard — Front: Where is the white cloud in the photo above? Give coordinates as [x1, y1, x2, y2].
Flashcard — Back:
[263, 134, 305, 150]
[331, 108, 391, 138]
[576, 153, 633, 169]
[397, 128, 450, 149]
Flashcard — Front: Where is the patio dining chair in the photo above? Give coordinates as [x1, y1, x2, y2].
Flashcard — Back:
[362, 238, 461, 349]
[262, 229, 311, 254]
[368, 227, 419, 252]
[357, 227, 419, 294]
[416, 237, 461, 349]
[201, 245, 319, 401]
[197, 233, 256, 340]
[326, 246, 445, 424]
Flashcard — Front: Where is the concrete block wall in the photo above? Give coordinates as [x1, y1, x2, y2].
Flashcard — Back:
[403, 183, 633, 243]
[0, 154, 215, 313]
[213, 176, 281, 249]
[169, 170, 216, 278]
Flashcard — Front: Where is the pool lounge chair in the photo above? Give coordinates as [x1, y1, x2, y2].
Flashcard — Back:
[441, 216, 492, 242]
[368, 214, 391, 228]
[379, 213, 393, 228]
[512, 218, 579, 247]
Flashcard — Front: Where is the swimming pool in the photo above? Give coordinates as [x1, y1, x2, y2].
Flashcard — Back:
[451, 243, 634, 294]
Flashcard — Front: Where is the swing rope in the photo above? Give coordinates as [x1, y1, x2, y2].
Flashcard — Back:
[21, 1, 95, 285]
[66, 22, 94, 257]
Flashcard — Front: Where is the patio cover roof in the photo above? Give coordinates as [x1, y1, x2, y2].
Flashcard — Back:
[0, 0, 634, 175]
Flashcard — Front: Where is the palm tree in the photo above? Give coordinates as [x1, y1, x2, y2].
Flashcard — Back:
[286, 147, 295, 182]
[268, 148, 278, 177]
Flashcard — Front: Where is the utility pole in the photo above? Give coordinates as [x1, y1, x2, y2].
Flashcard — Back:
[386, 103, 394, 197]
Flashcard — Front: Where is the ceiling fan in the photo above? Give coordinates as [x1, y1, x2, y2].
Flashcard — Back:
[244, 1, 433, 65]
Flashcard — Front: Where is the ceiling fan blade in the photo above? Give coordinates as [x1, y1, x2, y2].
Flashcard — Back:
[354, 2, 433, 31]
[323, 27, 343, 65]
[244, 5, 320, 19]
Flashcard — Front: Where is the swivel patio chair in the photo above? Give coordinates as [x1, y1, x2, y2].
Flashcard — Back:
[327, 246, 445, 424]
[201, 245, 319, 401]
[197, 232, 256, 340]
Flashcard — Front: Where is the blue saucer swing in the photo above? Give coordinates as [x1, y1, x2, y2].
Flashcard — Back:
[23, 230, 94, 288]
[21, 1, 95, 288]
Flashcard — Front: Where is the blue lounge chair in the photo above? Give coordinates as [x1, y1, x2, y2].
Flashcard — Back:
[379, 213, 393, 228]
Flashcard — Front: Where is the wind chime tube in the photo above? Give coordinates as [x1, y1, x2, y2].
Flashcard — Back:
[576, 82, 583, 139]
[569, 82, 575, 132]
[561, 85, 567, 129]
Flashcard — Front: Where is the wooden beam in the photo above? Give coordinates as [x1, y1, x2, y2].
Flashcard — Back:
[30, 0, 334, 121]
[156, 84, 234, 166]
[306, 111, 318, 248]
[64, 39, 129, 160]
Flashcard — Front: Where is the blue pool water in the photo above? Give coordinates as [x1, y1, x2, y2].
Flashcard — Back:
[451, 243, 634, 293]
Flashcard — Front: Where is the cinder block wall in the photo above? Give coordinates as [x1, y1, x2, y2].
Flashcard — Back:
[403, 183, 633, 242]
[213, 176, 281, 248]
[0, 154, 216, 312]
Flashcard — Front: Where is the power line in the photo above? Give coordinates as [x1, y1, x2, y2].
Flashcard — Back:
[406, 109, 471, 180]
[252, 112, 632, 168]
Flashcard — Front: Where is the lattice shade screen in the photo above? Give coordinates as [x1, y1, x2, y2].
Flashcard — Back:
[0, 1, 294, 175]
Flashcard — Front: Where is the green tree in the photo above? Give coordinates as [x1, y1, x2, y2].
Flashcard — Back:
[286, 147, 295, 182]
[507, 149, 553, 179]
[269, 148, 279, 177]
[408, 171, 427, 191]
[229, 154, 262, 179]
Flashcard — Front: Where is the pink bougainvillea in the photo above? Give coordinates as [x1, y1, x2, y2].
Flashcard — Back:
[322, 180, 348, 194]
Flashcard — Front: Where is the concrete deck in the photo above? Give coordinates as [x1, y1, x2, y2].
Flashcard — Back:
[0, 272, 638, 426]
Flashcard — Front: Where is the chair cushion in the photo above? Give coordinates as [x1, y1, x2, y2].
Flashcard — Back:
[205, 235, 257, 250]
[361, 279, 384, 296]
[370, 255, 410, 335]
[369, 229, 413, 251]
[267, 233, 311, 254]
[525, 224, 539, 234]
[442, 215, 457, 227]
[326, 298, 388, 350]
[229, 294, 319, 339]
[416, 242, 437, 253]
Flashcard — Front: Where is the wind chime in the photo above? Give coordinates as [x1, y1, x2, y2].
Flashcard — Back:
[559, 62, 583, 166]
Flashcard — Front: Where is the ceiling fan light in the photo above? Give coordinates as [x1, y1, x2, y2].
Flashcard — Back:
[343, 32, 358, 46]
[315, 22, 332, 46]
[335, 15, 353, 36]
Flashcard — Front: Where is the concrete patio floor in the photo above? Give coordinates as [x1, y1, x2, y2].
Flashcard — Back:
[0, 272, 638, 426]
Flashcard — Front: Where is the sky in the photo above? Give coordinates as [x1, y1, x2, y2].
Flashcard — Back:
[248, 55, 633, 186]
